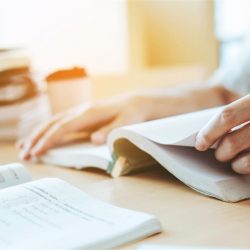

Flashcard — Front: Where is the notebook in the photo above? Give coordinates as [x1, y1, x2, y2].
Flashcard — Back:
[0, 163, 161, 249]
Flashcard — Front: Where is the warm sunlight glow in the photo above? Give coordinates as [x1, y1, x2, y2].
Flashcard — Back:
[0, 0, 129, 74]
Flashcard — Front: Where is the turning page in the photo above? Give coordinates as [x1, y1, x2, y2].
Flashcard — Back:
[107, 107, 250, 202]
[40, 107, 222, 170]
[112, 107, 222, 147]
[40, 143, 111, 170]
[0, 178, 161, 249]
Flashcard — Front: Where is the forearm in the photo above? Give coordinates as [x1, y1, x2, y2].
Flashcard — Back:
[139, 83, 240, 120]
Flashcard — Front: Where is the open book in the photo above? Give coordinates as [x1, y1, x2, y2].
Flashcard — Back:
[40, 107, 250, 203]
[0, 163, 161, 249]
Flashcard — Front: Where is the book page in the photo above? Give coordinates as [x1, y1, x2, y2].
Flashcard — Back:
[46, 143, 110, 161]
[40, 143, 111, 170]
[0, 163, 31, 189]
[0, 178, 160, 249]
[120, 107, 222, 147]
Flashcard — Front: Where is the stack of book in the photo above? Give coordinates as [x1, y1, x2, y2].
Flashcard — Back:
[0, 48, 51, 141]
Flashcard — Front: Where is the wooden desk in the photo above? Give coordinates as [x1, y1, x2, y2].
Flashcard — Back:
[1, 143, 250, 249]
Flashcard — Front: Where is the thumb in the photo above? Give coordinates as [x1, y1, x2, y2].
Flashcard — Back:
[90, 118, 122, 145]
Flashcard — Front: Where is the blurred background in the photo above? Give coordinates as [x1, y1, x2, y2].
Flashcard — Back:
[0, 0, 250, 141]
[1, 0, 250, 98]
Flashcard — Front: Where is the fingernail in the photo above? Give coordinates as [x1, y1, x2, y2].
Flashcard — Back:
[19, 150, 29, 161]
[19, 151, 25, 160]
[91, 133, 105, 144]
[19, 143, 32, 160]
[195, 135, 207, 151]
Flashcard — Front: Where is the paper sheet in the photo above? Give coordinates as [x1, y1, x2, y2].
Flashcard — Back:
[0, 178, 160, 249]
[0, 163, 31, 189]
[123, 107, 222, 147]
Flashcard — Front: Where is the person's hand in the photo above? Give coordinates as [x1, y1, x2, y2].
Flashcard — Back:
[196, 95, 250, 174]
[18, 94, 152, 160]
